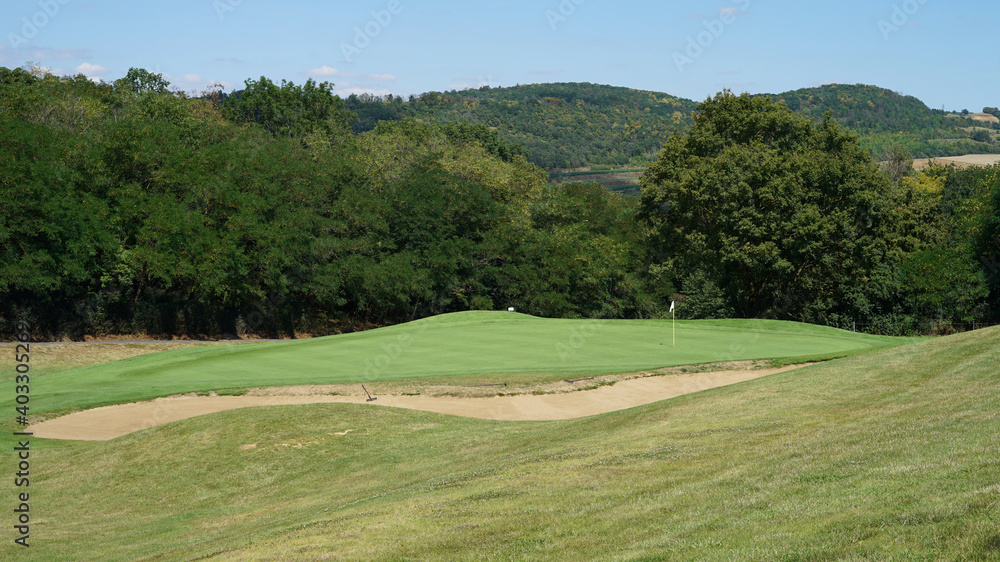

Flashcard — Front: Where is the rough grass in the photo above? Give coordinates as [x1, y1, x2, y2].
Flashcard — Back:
[0, 323, 995, 560]
[0, 341, 236, 379]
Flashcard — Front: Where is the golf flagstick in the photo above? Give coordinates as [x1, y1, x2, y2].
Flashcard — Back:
[670, 301, 675, 348]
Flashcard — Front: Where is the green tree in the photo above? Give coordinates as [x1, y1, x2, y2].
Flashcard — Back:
[898, 246, 987, 324]
[974, 166, 1000, 317]
[439, 121, 530, 163]
[970, 129, 992, 144]
[113, 67, 171, 95]
[0, 113, 113, 335]
[675, 270, 733, 319]
[483, 183, 659, 319]
[879, 142, 914, 185]
[222, 77, 353, 139]
[640, 91, 919, 324]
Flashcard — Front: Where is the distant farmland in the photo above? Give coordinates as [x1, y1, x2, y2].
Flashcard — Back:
[913, 153, 1000, 170]
[969, 112, 1000, 124]
[553, 153, 1000, 188]
[549, 168, 645, 195]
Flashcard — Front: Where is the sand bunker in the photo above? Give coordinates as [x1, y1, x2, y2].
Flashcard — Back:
[30, 365, 803, 441]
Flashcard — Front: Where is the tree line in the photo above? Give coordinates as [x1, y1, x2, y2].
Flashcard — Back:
[0, 68, 654, 338]
[1, 68, 997, 338]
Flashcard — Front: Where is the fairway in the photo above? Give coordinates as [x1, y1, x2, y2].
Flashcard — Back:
[26, 312, 911, 414]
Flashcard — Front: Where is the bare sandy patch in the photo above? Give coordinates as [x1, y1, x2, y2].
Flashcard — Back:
[30, 364, 806, 441]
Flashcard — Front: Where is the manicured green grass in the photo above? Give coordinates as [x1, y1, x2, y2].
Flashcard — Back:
[19, 312, 914, 414]
[3, 325, 997, 560]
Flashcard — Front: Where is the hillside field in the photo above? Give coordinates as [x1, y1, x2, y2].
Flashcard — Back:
[913, 153, 1000, 170]
[3, 314, 998, 560]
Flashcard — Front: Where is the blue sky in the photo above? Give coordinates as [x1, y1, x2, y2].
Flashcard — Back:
[2, 0, 997, 110]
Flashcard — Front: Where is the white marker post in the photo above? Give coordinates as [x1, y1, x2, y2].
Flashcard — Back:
[670, 301, 675, 347]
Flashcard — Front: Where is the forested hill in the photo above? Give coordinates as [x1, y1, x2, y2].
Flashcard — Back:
[346, 82, 999, 168]
[772, 84, 942, 133]
[344, 83, 698, 169]
[769, 84, 999, 159]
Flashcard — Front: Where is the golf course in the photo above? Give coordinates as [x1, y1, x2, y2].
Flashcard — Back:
[4, 312, 999, 559]
[23, 312, 912, 414]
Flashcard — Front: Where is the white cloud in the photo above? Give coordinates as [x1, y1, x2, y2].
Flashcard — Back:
[447, 73, 495, 91]
[305, 65, 342, 77]
[303, 65, 371, 81]
[335, 86, 393, 98]
[367, 73, 396, 81]
[74, 62, 108, 75]
[449, 80, 491, 91]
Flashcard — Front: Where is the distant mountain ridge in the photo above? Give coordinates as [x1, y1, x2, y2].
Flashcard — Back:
[344, 82, 999, 169]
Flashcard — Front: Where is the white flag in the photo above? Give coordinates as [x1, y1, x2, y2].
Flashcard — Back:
[669, 301, 675, 313]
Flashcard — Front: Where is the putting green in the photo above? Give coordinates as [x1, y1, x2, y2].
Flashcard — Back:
[31, 311, 916, 413]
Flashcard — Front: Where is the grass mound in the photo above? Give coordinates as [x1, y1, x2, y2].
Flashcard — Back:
[4, 324, 996, 559]
[22, 312, 913, 415]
